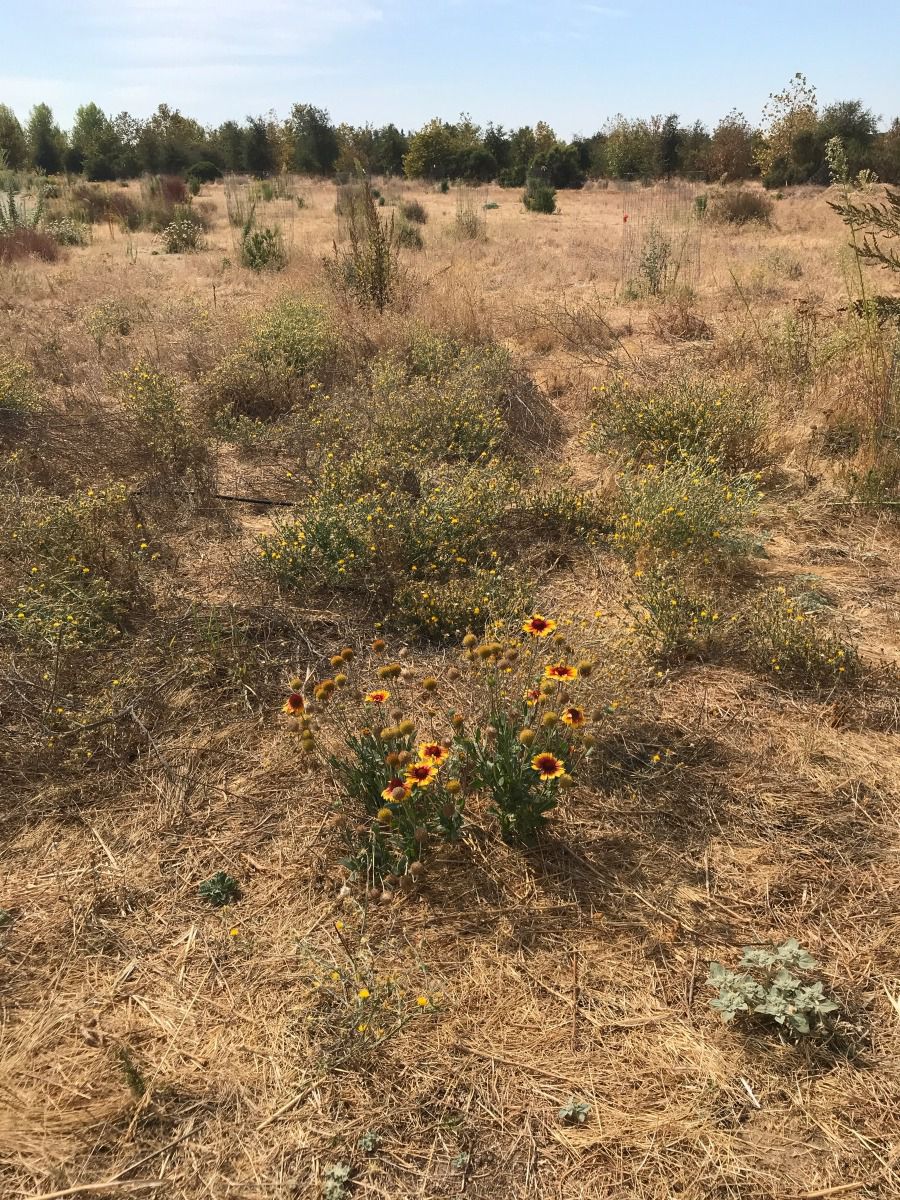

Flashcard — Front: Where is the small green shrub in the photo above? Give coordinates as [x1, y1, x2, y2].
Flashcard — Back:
[629, 566, 730, 663]
[710, 188, 773, 226]
[523, 177, 557, 214]
[558, 1097, 591, 1125]
[205, 299, 337, 426]
[322, 1164, 352, 1200]
[117, 359, 205, 475]
[638, 224, 672, 295]
[707, 940, 838, 1035]
[1, 482, 137, 650]
[199, 871, 240, 907]
[241, 225, 287, 271]
[590, 374, 767, 469]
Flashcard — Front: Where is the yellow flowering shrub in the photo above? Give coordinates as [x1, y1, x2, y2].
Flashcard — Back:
[611, 459, 762, 563]
[590, 373, 767, 469]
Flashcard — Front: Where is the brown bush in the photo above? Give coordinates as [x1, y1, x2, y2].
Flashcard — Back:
[0, 228, 60, 264]
[709, 187, 773, 225]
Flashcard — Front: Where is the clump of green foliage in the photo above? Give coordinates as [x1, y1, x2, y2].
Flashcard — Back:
[117, 359, 207, 479]
[199, 871, 240, 907]
[1, 480, 138, 650]
[558, 1097, 591, 1124]
[241, 225, 287, 271]
[322, 1164, 352, 1200]
[205, 298, 338, 429]
[523, 177, 557, 214]
[707, 940, 838, 1035]
[44, 216, 87, 246]
[590, 374, 767, 469]
[629, 566, 730, 663]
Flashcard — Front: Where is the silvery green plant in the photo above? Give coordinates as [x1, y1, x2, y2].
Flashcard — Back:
[707, 939, 838, 1035]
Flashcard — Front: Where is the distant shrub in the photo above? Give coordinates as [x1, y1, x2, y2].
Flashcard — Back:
[241, 225, 287, 271]
[71, 185, 140, 229]
[590, 374, 767, 469]
[159, 175, 188, 205]
[161, 216, 203, 253]
[523, 177, 557, 214]
[400, 199, 427, 224]
[0, 227, 59, 263]
[710, 188, 773, 225]
[637, 225, 672, 295]
[186, 161, 222, 184]
[0, 354, 39, 413]
[396, 220, 424, 250]
[44, 216, 87, 246]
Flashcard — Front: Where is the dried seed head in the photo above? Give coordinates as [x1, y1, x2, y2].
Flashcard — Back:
[518, 728, 535, 746]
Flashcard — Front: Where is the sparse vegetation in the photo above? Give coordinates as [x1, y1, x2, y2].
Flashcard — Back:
[2, 167, 899, 1200]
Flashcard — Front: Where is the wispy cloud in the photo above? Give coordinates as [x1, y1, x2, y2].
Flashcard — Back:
[83, 0, 384, 69]
[581, 3, 627, 15]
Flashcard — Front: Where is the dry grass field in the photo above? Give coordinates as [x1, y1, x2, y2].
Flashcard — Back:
[2, 176, 900, 1200]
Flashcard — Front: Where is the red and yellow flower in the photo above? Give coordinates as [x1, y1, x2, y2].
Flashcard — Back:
[531, 752, 566, 781]
[381, 778, 411, 802]
[523, 687, 542, 706]
[544, 663, 578, 681]
[365, 689, 390, 704]
[561, 705, 587, 728]
[282, 692, 305, 715]
[417, 742, 449, 765]
[523, 614, 557, 637]
[405, 761, 439, 789]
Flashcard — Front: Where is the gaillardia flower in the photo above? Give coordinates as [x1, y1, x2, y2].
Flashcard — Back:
[523, 614, 557, 637]
[531, 752, 566, 781]
[282, 692, 305, 715]
[417, 742, 449, 765]
[381, 779, 410, 802]
[561, 706, 587, 728]
[365, 689, 390, 704]
[545, 663, 578, 681]
[405, 762, 439, 789]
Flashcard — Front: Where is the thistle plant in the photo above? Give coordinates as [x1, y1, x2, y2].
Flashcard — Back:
[199, 871, 240, 907]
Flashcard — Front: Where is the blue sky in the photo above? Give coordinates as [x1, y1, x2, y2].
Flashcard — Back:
[1, 1, 898, 135]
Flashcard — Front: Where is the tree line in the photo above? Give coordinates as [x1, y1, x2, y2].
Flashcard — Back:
[1, 79, 898, 188]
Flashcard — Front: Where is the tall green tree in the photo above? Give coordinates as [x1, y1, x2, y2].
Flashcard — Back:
[68, 102, 121, 179]
[289, 103, 339, 174]
[0, 104, 27, 169]
[26, 103, 65, 173]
